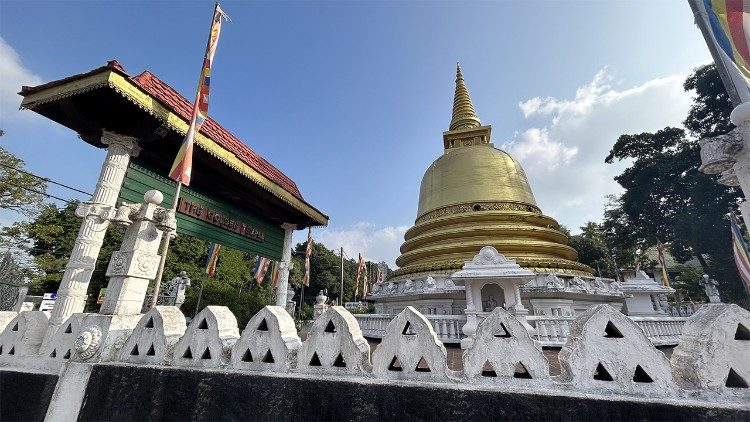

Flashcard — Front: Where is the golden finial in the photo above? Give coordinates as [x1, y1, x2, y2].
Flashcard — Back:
[449, 62, 481, 131]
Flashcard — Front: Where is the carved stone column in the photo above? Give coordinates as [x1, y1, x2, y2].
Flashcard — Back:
[46, 131, 139, 337]
[699, 106, 750, 224]
[275, 223, 296, 307]
[101, 191, 175, 315]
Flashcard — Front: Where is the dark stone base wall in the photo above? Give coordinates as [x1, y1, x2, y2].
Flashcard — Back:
[79, 364, 749, 422]
[0, 369, 58, 422]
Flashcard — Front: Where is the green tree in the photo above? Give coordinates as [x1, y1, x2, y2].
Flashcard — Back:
[568, 222, 616, 278]
[288, 241, 368, 307]
[604, 64, 745, 302]
[0, 146, 47, 218]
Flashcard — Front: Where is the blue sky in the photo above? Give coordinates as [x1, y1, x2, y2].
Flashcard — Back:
[1, 1, 711, 266]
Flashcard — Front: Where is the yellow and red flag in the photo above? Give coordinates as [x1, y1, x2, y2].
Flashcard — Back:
[169, 3, 231, 185]
[355, 254, 368, 297]
[271, 261, 280, 287]
[656, 239, 671, 287]
[205, 243, 221, 277]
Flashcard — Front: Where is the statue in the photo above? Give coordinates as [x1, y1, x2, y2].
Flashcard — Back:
[482, 295, 498, 312]
[425, 276, 436, 290]
[592, 277, 607, 291]
[699, 274, 722, 303]
[371, 282, 381, 294]
[387, 281, 397, 294]
[544, 274, 564, 289]
[172, 271, 191, 308]
[569, 276, 586, 290]
[404, 279, 414, 292]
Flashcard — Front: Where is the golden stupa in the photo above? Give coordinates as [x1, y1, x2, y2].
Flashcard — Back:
[393, 64, 593, 279]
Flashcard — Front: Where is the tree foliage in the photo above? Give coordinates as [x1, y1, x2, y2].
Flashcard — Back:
[0, 146, 48, 218]
[604, 64, 745, 301]
[568, 222, 616, 278]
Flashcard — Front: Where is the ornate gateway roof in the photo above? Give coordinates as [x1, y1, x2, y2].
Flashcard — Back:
[20, 60, 327, 228]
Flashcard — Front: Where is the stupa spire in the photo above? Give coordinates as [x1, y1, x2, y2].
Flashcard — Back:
[449, 62, 482, 131]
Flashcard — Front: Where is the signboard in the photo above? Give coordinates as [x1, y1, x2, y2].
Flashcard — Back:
[97, 288, 106, 304]
[40, 293, 56, 311]
[118, 162, 284, 260]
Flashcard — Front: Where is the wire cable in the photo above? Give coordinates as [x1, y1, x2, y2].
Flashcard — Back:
[0, 161, 92, 196]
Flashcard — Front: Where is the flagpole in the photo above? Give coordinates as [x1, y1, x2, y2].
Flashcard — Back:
[687, 0, 744, 106]
[194, 271, 206, 318]
[150, 181, 182, 308]
[149, 3, 229, 309]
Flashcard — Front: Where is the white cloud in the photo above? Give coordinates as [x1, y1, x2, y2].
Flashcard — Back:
[0, 37, 42, 120]
[505, 68, 693, 233]
[299, 223, 409, 268]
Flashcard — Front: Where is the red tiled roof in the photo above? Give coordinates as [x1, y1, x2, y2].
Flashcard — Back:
[130, 70, 303, 200]
[22, 60, 304, 201]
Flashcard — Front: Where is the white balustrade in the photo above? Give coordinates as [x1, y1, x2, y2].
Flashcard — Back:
[355, 313, 687, 346]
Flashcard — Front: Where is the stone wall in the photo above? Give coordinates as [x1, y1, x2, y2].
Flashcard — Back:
[0, 304, 747, 420]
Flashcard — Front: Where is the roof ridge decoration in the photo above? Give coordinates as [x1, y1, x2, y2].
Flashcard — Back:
[449, 62, 482, 131]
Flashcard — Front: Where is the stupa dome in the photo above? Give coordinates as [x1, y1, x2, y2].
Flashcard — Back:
[417, 145, 537, 218]
[393, 64, 593, 279]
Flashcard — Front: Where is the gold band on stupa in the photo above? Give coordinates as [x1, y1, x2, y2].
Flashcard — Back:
[393, 64, 594, 280]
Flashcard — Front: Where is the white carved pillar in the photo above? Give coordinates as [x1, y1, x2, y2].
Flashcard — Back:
[100, 191, 175, 315]
[275, 223, 296, 307]
[46, 131, 139, 334]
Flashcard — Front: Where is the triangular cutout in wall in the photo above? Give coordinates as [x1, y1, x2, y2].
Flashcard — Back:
[513, 361, 532, 379]
[494, 322, 512, 338]
[414, 356, 431, 372]
[257, 318, 269, 331]
[262, 349, 275, 363]
[333, 353, 346, 368]
[388, 356, 403, 371]
[324, 320, 337, 333]
[242, 349, 253, 362]
[726, 368, 749, 388]
[182, 347, 193, 359]
[593, 362, 614, 381]
[735, 323, 750, 341]
[603, 321, 624, 338]
[481, 360, 497, 377]
[201, 347, 212, 360]
[309, 352, 322, 367]
[146, 344, 156, 356]
[632, 365, 653, 383]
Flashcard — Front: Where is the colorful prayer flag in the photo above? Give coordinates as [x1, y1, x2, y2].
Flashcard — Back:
[271, 261, 280, 288]
[656, 239, 671, 287]
[730, 214, 750, 291]
[169, 3, 231, 185]
[355, 254, 367, 297]
[205, 243, 221, 277]
[691, 0, 750, 103]
[253, 256, 271, 284]
[303, 228, 312, 286]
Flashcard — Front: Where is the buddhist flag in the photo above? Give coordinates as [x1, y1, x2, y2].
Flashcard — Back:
[271, 261, 280, 288]
[691, 0, 750, 104]
[169, 3, 231, 185]
[730, 214, 750, 291]
[656, 239, 671, 287]
[253, 256, 271, 284]
[303, 228, 312, 286]
[205, 243, 221, 277]
[355, 254, 367, 297]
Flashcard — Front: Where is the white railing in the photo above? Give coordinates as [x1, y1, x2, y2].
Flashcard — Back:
[527, 316, 577, 346]
[354, 314, 464, 343]
[629, 316, 687, 346]
[354, 313, 688, 346]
